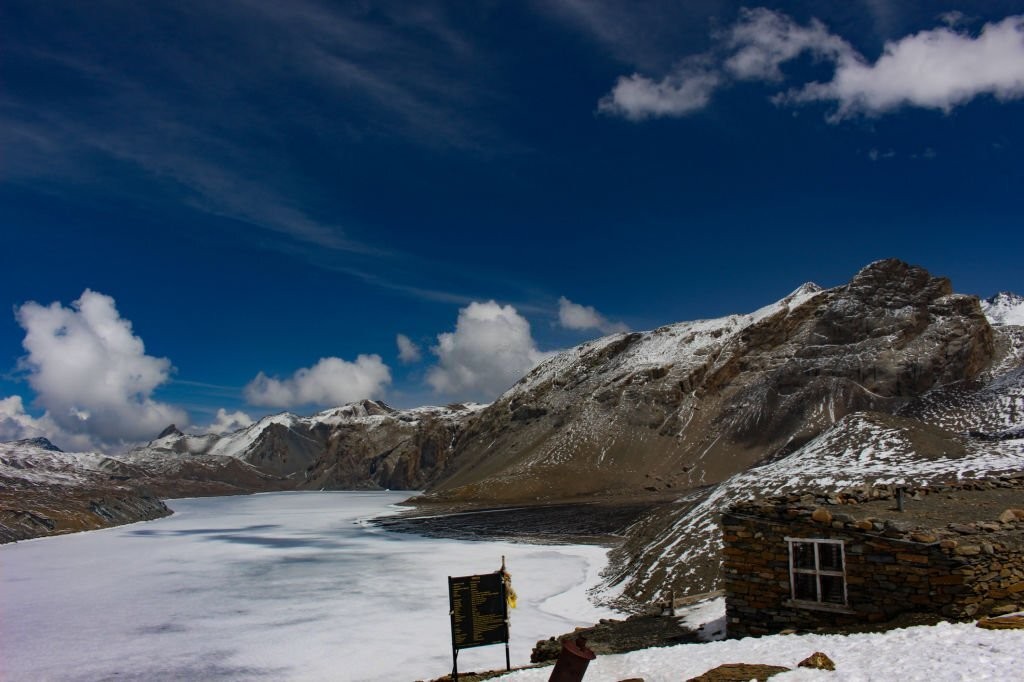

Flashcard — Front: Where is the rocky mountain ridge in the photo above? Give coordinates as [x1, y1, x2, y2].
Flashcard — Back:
[126, 400, 485, 492]
[424, 259, 998, 506]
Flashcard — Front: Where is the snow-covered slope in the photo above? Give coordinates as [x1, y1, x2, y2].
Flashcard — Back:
[982, 291, 1024, 326]
[603, 411, 1024, 605]
[0, 438, 170, 542]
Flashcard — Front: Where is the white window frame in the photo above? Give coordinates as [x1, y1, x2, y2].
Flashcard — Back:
[786, 537, 847, 607]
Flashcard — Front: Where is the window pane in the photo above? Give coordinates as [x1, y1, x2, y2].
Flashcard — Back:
[819, 543, 843, 571]
[793, 572, 817, 600]
[793, 542, 815, 569]
[820, 575, 845, 604]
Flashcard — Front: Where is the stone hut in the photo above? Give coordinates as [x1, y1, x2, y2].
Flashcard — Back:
[721, 474, 1024, 637]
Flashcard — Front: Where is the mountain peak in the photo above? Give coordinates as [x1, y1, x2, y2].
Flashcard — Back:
[10, 436, 63, 452]
[156, 424, 184, 439]
[784, 282, 824, 301]
[981, 291, 1024, 326]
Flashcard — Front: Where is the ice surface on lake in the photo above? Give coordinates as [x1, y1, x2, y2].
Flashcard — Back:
[0, 492, 617, 681]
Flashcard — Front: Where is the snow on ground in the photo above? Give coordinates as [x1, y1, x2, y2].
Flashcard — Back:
[505, 282, 829, 403]
[3, 492, 1022, 681]
[0, 491, 618, 682]
[0, 442, 118, 486]
[498, 598, 1024, 681]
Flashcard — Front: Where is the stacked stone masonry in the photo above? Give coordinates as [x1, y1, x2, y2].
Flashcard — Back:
[722, 474, 1024, 638]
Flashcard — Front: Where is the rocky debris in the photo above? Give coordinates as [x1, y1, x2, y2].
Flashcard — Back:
[798, 652, 836, 670]
[1000, 508, 1024, 523]
[375, 500, 660, 544]
[976, 614, 1024, 630]
[531, 613, 698, 663]
[685, 663, 790, 681]
[418, 669, 533, 682]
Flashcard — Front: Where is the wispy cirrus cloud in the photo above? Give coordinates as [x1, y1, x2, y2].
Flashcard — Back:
[599, 8, 1024, 122]
[0, 1, 498, 258]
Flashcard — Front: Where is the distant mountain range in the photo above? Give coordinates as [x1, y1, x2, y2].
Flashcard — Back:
[3, 259, 1022, 606]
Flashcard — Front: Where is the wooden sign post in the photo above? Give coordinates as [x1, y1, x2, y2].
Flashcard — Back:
[447, 562, 511, 681]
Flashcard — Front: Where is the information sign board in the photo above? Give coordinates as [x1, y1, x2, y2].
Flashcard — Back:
[448, 571, 508, 650]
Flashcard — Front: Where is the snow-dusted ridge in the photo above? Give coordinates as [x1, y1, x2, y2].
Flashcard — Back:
[506, 282, 828, 402]
[132, 399, 488, 462]
[982, 291, 1024, 326]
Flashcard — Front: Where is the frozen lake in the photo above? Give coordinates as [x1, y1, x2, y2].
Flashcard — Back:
[0, 491, 618, 681]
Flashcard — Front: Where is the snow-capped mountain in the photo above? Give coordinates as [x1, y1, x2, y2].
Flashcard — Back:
[0, 401, 486, 542]
[124, 399, 486, 492]
[425, 259, 996, 506]
[981, 291, 1024, 326]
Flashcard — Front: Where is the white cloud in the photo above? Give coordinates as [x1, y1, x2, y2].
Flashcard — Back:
[197, 408, 254, 435]
[558, 297, 629, 334]
[244, 355, 391, 408]
[600, 9, 1024, 121]
[14, 290, 188, 450]
[396, 334, 422, 364]
[0, 395, 50, 442]
[785, 15, 1024, 118]
[723, 8, 853, 82]
[426, 301, 556, 400]
[598, 57, 721, 120]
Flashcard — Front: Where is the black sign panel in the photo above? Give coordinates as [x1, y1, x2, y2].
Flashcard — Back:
[448, 572, 508, 650]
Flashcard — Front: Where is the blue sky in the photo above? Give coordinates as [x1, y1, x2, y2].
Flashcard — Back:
[2, 1, 1023, 450]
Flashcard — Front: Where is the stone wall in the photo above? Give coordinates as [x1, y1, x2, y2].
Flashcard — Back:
[722, 478, 1024, 638]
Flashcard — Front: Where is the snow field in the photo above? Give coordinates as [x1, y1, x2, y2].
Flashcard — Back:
[498, 598, 1024, 681]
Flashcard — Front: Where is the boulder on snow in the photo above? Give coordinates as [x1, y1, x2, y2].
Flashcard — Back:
[685, 663, 790, 681]
[798, 651, 836, 670]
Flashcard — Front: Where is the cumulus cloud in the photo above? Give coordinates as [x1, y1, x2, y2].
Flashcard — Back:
[396, 334, 422, 364]
[600, 8, 1024, 121]
[0, 395, 51, 442]
[244, 355, 391, 408]
[14, 290, 188, 450]
[558, 297, 629, 334]
[426, 301, 556, 400]
[197, 408, 254, 435]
